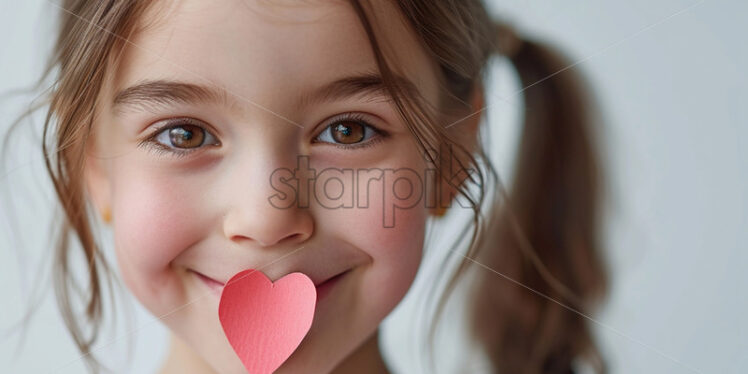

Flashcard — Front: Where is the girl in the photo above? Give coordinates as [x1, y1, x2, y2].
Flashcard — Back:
[5, 0, 608, 373]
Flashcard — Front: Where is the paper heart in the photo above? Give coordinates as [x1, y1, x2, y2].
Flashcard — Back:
[219, 269, 316, 374]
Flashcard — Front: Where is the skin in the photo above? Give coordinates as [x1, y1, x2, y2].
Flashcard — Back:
[84, 0, 481, 372]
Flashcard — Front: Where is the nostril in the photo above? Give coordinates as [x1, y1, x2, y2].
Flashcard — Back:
[223, 210, 313, 247]
[283, 232, 306, 244]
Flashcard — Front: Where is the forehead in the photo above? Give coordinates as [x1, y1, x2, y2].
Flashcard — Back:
[107, 0, 440, 113]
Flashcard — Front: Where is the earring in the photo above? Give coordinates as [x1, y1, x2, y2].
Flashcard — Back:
[101, 206, 112, 223]
[433, 206, 448, 217]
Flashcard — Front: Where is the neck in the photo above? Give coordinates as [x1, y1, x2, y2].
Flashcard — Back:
[330, 330, 390, 374]
[158, 333, 217, 374]
[158, 330, 390, 374]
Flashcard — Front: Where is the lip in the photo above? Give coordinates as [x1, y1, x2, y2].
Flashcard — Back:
[189, 266, 354, 299]
[315, 269, 350, 301]
[190, 269, 225, 294]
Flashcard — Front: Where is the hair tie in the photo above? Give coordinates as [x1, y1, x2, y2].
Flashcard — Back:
[494, 21, 523, 59]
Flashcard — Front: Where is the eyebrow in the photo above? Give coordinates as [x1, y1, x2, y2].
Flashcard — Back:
[300, 71, 418, 107]
[112, 80, 227, 114]
[111, 71, 420, 115]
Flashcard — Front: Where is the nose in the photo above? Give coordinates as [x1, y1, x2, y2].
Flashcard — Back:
[223, 193, 314, 248]
[222, 157, 314, 249]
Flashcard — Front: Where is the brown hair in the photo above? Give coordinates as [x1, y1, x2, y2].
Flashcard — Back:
[352, 1, 609, 372]
[3, 0, 608, 373]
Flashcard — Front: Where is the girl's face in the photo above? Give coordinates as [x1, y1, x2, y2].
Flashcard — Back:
[85, 0, 441, 372]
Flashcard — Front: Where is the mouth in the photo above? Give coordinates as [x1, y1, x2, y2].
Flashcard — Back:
[315, 269, 351, 301]
[189, 269, 225, 294]
[189, 267, 353, 299]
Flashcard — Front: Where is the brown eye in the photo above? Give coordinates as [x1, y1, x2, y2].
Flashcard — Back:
[168, 124, 205, 149]
[331, 122, 364, 144]
[142, 118, 220, 158]
[315, 114, 382, 148]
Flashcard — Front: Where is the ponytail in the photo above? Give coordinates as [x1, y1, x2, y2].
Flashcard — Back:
[469, 21, 609, 374]
[342, 1, 607, 371]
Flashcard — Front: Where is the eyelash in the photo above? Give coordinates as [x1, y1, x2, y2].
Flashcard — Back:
[137, 117, 218, 159]
[138, 113, 388, 158]
[312, 113, 388, 150]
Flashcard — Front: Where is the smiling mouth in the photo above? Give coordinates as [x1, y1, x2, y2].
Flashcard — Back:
[190, 269, 225, 294]
[190, 268, 351, 298]
[315, 269, 350, 301]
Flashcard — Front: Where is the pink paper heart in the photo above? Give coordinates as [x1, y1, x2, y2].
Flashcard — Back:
[219, 269, 316, 374]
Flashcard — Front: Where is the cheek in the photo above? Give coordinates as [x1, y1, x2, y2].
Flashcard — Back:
[360, 203, 426, 307]
[110, 169, 204, 312]
[322, 168, 429, 315]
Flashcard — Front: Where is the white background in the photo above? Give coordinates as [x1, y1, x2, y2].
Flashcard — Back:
[1, 0, 746, 373]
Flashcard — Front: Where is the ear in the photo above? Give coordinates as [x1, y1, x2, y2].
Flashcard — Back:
[84, 138, 113, 224]
[457, 81, 485, 153]
[429, 83, 485, 217]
